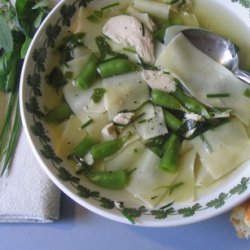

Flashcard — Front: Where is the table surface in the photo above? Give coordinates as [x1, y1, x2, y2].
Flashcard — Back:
[1, 193, 249, 250]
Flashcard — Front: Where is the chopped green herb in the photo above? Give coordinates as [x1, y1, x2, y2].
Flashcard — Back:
[199, 134, 212, 153]
[165, 0, 178, 4]
[168, 182, 184, 195]
[160, 202, 174, 210]
[151, 195, 159, 200]
[101, 2, 120, 11]
[95, 35, 112, 60]
[206, 93, 230, 98]
[121, 209, 136, 224]
[154, 182, 184, 195]
[141, 22, 145, 37]
[87, 14, 98, 23]
[145, 135, 168, 157]
[60, 32, 85, 46]
[138, 56, 158, 70]
[81, 118, 94, 129]
[123, 47, 136, 53]
[96, 35, 128, 61]
[132, 112, 146, 122]
[138, 119, 146, 124]
[91, 88, 106, 103]
[58, 32, 85, 63]
[243, 88, 250, 98]
[93, 10, 103, 18]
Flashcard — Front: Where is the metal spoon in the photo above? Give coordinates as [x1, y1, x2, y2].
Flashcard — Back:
[181, 28, 250, 85]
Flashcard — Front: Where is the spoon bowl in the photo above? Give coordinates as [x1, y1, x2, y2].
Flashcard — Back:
[181, 29, 250, 85]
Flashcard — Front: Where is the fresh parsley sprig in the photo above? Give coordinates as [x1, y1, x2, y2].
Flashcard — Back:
[0, 0, 51, 175]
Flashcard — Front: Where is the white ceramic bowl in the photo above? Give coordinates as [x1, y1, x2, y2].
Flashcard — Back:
[20, 0, 250, 227]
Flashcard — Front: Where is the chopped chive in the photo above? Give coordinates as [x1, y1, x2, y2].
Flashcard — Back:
[206, 93, 230, 98]
[93, 10, 103, 17]
[91, 88, 106, 103]
[75, 161, 91, 175]
[127, 168, 136, 176]
[123, 47, 136, 53]
[121, 209, 135, 224]
[138, 56, 158, 70]
[154, 182, 184, 195]
[141, 22, 145, 37]
[243, 88, 250, 98]
[138, 119, 146, 124]
[81, 118, 93, 129]
[101, 2, 120, 11]
[151, 195, 159, 200]
[199, 134, 212, 153]
[168, 182, 184, 195]
[160, 202, 174, 210]
[165, 0, 178, 4]
[87, 15, 98, 23]
[132, 112, 145, 122]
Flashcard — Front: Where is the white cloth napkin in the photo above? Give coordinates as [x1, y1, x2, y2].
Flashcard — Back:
[0, 130, 61, 223]
[0, 0, 61, 224]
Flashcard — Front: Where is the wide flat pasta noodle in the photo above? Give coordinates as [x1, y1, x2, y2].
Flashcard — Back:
[195, 156, 215, 187]
[63, 79, 104, 117]
[73, 7, 107, 52]
[164, 25, 194, 46]
[156, 33, 250, 125]
[105, 140, 146, 172]
[55, 115, 87, 157]
[126, 149, 178, 208]
[134, 106, 168, 141]
[77, 111, 109, 142]
[191, 118, 250, 180]
[103, 72, 149, 119]
[163, 149, 197, 203]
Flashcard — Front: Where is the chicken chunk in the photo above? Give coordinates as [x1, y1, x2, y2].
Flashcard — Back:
[126, 6, 156, 32]
[102, 123, 118, 141]
[113, 112, 135, 126]
[103, 15, 155, 64]
[141, 70, 177, 93]
[185, 112, 205, 122]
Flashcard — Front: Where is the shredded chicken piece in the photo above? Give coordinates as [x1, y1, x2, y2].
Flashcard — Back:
[113, 112, 135, 126]
[103, 15, 155, 64]
[141, 70, 177, 93]
[102, 123, 118, 141]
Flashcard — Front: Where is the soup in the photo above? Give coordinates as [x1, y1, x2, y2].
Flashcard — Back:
[44, 0, 250, 208]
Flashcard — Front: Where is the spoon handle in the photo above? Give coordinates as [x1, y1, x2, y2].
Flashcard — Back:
[235, 70, 250, 85]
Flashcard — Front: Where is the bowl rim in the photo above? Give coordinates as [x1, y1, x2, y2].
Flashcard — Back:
[19, 0, 250, 227]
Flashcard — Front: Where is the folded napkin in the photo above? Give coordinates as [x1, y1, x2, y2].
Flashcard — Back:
[0, 0, 61, 224]
[0, 130, 61, 223]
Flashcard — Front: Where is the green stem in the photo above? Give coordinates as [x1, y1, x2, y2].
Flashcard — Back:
[0, 92, 16, 159]
[1, 99, 21, 175]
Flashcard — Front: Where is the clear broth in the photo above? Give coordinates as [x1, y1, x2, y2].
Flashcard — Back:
[193, 0, 250, 70]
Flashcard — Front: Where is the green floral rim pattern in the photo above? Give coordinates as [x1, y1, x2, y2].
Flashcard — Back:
[231, 0, 250, 9]
[24, 0, 250, 224]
